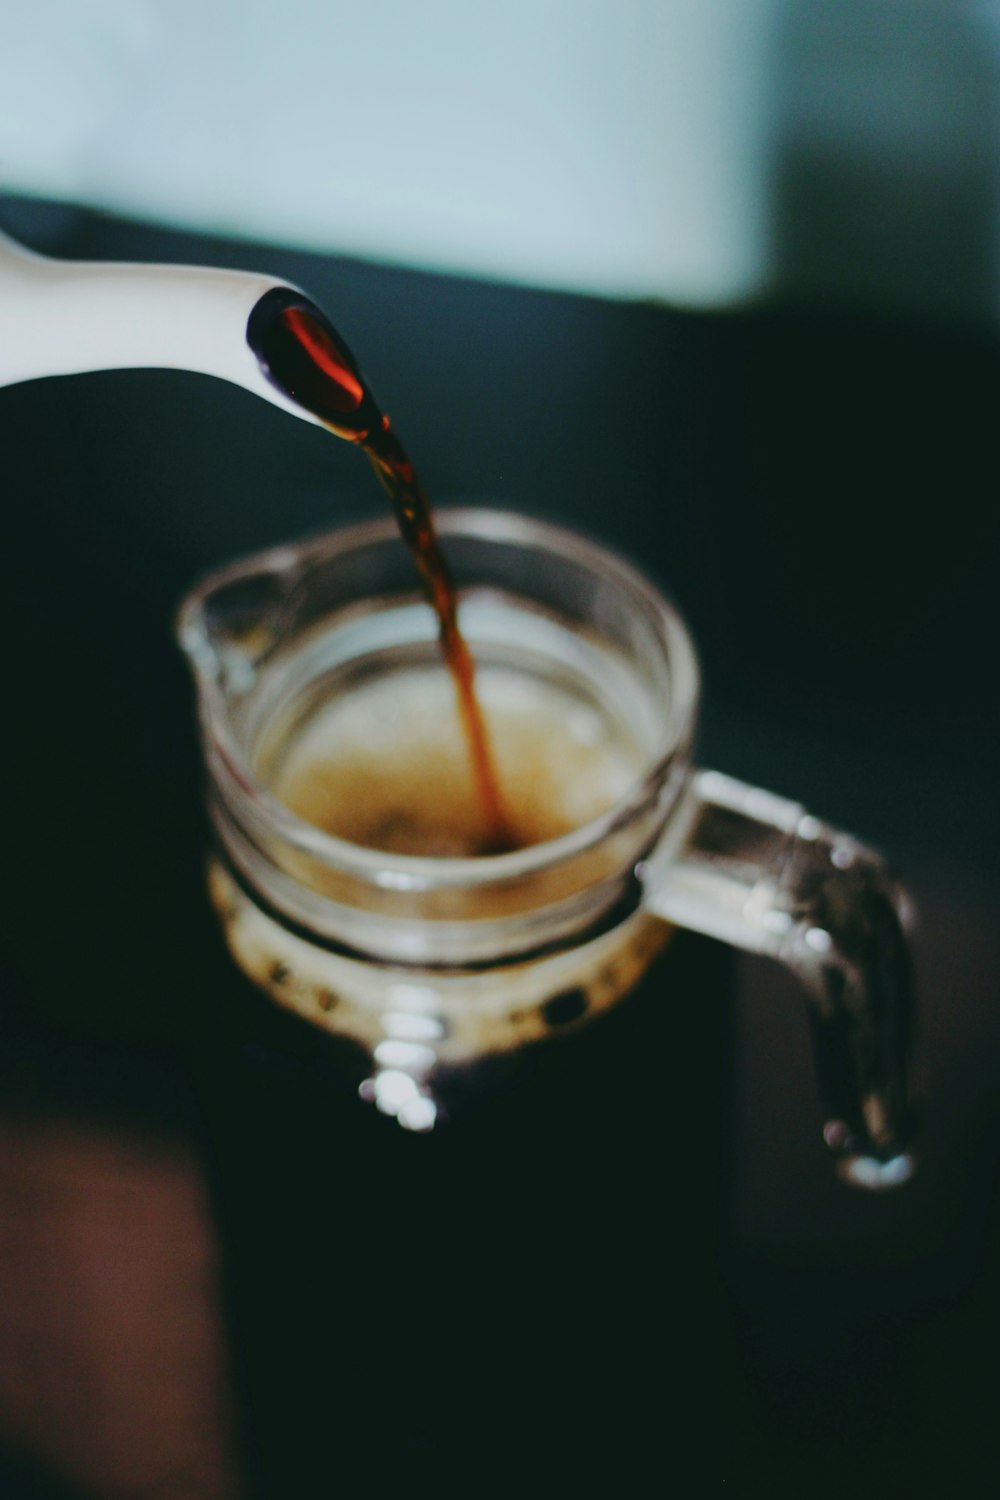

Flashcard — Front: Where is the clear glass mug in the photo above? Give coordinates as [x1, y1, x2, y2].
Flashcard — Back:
[177, 507, 915, 1189]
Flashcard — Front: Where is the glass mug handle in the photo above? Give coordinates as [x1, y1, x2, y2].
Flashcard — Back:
[641, 770, 915, 1189]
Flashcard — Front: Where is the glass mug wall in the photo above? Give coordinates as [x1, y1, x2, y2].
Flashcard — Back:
[177, 508, 914, 1189]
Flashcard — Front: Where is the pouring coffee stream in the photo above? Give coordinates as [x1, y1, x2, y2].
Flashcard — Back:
[0, 227, 512, 849]
[1, 228, 915, 1184]
[245, 288, 514, 852]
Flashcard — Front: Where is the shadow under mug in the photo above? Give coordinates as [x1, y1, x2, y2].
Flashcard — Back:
[177, 507, 914, 1189]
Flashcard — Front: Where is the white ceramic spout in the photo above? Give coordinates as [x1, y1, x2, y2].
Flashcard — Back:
[0, 228, 323, 425]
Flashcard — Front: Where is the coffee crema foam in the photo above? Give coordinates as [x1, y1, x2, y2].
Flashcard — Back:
[268, 667, 644, 856]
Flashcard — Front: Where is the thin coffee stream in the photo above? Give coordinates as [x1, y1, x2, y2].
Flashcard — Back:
[247, 289, 513, 852]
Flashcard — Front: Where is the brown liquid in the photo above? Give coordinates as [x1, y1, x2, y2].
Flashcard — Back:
[247, 289, 513, 852]
[270, 667, 642, 858]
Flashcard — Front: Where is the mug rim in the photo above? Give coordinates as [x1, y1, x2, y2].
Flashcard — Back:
[179, 505, 701, 894]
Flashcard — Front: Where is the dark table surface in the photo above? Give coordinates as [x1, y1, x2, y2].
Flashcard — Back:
[0, 196, 997, 1497]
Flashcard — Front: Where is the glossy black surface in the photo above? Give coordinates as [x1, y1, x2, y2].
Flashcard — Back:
[197, 931, 731, 1494]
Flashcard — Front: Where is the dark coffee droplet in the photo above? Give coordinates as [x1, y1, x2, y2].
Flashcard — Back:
[542, 990, 589, 1029]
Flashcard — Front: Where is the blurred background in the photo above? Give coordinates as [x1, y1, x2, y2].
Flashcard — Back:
[5, 0, 1000, 321]
[1, 1, 998, 1495]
